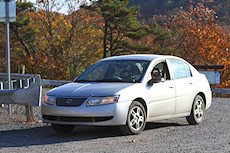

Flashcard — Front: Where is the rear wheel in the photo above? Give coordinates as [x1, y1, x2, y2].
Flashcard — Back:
[51, 124, 75, 133]
[120, 101, 146, 135]
[186, 95, 205, 125]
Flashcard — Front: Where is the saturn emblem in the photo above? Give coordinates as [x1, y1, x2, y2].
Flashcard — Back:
[66, 99, 72, 104]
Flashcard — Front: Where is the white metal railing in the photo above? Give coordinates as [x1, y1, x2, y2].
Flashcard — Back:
[0, 73, 72, 88]
[0, 73, 38, 89]
[0, 82, 3, 90]
[0, 73, 37, 79]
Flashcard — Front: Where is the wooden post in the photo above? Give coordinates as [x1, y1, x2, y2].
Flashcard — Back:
[20, 65, 35, 123]
[25, 104, 35, 123]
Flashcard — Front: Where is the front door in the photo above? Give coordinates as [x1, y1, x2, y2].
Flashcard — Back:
[148, 61, 176, 117]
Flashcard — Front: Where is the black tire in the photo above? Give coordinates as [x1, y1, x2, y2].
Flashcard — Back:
[120, 101, 146, 135]
[51, 124, 75, 133]
[186, 95, 205, 125]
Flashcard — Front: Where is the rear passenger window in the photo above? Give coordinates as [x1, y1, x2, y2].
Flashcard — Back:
[184, 63, 192, 77]
[169, 59, 191, 79]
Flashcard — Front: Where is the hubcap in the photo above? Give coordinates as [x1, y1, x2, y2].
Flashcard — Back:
[129, 106, 145, 131]
[194, 99, 204, 121]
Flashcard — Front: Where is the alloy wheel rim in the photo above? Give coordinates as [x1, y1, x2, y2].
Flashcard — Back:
[194, 99, 204, 121]
[129, 106, 145, 131]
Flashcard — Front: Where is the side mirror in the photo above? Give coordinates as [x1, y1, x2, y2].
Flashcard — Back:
[147, 77, 165, 86]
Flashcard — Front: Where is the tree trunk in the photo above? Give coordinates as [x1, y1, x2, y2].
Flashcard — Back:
[103, 20, 108, 58]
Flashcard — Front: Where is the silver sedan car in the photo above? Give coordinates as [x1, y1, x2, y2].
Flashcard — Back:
[42, 54, 212, 135]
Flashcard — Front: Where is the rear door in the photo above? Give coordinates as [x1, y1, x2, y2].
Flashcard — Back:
[168, 59, 197, 114]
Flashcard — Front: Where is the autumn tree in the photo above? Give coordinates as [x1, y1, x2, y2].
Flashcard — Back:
[0, 24, 6, 72]
[26, 0, 103, 80]
[0, 0, 103, 80]
[9, 1, 35, 71]
[0, 1, 35, 73]
[167, 3, 230, 88]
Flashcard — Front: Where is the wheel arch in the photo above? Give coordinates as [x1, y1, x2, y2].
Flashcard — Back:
[133, 98, 148, 116]
[197, 92, 206, 108]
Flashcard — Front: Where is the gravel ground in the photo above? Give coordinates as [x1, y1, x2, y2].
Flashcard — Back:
[0, 98, 230, 153]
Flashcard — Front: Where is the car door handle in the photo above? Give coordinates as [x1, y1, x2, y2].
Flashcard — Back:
[189, 82, 193, 85]
[169, 86, 174, 88]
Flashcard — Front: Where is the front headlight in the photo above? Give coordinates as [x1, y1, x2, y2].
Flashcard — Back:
[44, 96, 55, 105]
[87, 96, 119, 106]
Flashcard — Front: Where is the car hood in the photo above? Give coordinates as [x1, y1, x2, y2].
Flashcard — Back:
[47, 82, 136, 97]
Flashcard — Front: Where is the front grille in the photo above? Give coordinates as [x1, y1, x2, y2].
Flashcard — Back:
[56, 97, 86, 106]
[43, 115, 113, 122]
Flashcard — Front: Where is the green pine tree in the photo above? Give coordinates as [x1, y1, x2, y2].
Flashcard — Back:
[84, 0, 150, 58]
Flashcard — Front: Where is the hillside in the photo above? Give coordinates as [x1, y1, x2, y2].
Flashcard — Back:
[128, 0, 222, 20]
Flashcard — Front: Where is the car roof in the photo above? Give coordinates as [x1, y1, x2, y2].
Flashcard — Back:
[100, 54, 170, 62]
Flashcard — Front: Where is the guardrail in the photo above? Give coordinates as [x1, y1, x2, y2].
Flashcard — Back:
[0, 74, 42, 105]
[211, 88, 230, 97]
[0, 73, 42, 122]
[0, 82, 42, 106]
[41, 79, 72, 86]
[211, 88, 230, 94]
[0, 74, 73, 106]
[0, 73, 72, 122]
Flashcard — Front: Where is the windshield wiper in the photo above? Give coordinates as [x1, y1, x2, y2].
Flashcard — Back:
[92, 79, 131, 83]
[75, 79, 134, 83]
[74, 79, 90, 82]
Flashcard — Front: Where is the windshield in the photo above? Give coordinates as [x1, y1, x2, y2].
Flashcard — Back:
[75, 60, 150, 83]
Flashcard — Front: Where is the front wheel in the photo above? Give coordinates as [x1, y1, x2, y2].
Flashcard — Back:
[186, 95, 205, 125]
[120, 101, 146, 135]
[51, 124, 75, 133]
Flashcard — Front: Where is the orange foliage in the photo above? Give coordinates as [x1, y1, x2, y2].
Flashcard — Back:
[16, 7, 103, 80]
[169, 3, 230, 88]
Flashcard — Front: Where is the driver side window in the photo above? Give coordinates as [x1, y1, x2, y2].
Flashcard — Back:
[151, 62, 171, 80]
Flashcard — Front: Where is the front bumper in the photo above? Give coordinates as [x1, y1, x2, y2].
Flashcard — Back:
[41, 100, 131, 126]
